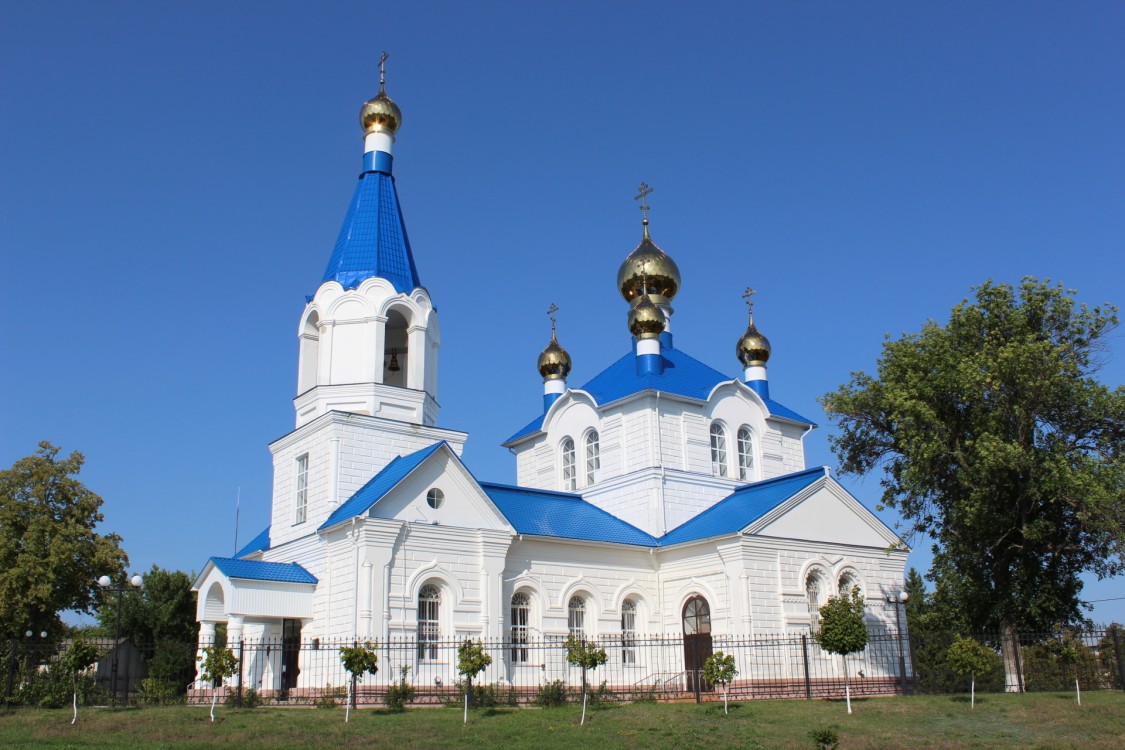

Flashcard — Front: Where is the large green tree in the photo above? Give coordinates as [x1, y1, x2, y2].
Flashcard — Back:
[821, 279, 1123, 648]
[0, 442, 128, 639]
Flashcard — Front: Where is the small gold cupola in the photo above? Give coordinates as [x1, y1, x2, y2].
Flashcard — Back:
[360, 51, 403, 136]
[737, 287, 772, 399]
[538, 304, 571, 410]
[628, 294, 667, 340]
[617, 182, 681, 308]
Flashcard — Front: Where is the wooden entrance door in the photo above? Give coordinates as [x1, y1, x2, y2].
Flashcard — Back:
[280, 619, 301, 691]
[682, 596, 713, 694]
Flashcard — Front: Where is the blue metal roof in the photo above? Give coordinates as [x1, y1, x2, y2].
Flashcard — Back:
[318, 441, 446, 530]
[660, 467, 827, 545]
[503, 345, 815, 443]
[209, 557, 317, 584]
[235, 526, 270, 558]
[480, 483, 659, 547]
[320, 170, 421, 293]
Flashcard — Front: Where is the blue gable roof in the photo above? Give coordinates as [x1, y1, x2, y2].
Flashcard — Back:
[660, 467, 827, 545]
[320, 170, 421, 293]
[503, 345, 815, 443]
[481, 483, 659, 547]
[235, 526, 270, 558]
[209, 557, 317, 584]
[318, 441, 446, 530]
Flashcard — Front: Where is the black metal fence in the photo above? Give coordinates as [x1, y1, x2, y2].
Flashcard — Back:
[4, 626, 1123, 708]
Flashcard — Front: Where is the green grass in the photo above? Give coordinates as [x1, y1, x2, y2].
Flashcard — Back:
[2, 692, 1124, 749]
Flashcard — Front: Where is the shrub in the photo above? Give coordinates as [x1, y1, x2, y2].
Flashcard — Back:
[136, 677, 183, 706]
[587, 680, 617, 709]
[240, 687, 262, 709]
[535, 679, 569, 707]
[314, 694, 339, 710]
[384, 666, 415, 711]
[629, 687, 659, 704]
[809, 727, 840, 750]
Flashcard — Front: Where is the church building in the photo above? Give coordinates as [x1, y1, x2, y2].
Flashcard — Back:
[193, 66, 909, 693]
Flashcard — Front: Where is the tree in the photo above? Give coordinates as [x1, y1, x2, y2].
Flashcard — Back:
[702, 651, 738, 714]
[95, 566, 198, 691]
[821, 278, 1124, 689]
[338, 642, 378, 723]
[197, 644, 238, 722]
[946, 635, 996, 708]
[58, 637, 99, 725]
[565, 636, 607, 725]
[815, 588, 868, 714]
[456, 639, 492, 725]
[0, 442, 128, 639]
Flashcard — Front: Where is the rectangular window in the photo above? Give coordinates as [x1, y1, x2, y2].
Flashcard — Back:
[294, 453, 309, 524]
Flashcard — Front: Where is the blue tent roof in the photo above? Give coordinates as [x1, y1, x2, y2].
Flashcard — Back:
[320, 170, 421, 293]
[660, 467, 827, 545]
[481, 483, 659, 547]
[209, 557, 317, 584]
[235, 526, 270, 558]
[318, 442, 446, 530]
[503, 346, 815, 443]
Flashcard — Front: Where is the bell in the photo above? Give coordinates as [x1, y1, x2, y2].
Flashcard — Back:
[388, 348, 401, 372]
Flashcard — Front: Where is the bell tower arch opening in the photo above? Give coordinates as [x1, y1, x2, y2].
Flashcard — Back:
[383, 308, 410, 388]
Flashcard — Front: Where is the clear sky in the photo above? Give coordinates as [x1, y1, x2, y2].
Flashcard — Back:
[3, 2, 1122, 624]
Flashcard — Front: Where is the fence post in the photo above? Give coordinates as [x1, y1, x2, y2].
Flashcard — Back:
[237, 639, 245, 707]
[801, 634, 812, 700]
[1112, 628, 1125, 692]
[4, 637, 16, 707]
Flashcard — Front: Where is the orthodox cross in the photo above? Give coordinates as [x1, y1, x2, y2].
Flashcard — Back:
[547, 302, 559, 335]
[743, 287, 758, 313]
[634, 182, 653, 222]
[379, 51, 389, 89]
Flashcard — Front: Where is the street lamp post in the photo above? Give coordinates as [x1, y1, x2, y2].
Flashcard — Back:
[98, 574, 142, 706]
[887, 591, 910, 695]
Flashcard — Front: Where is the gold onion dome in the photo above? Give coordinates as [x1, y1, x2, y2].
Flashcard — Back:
[361, 87, 402, 135]
[617, 226, 681, 307]
[538, 334, 572, 381]
[628, 295, 667, 339]
[737, 316, 772, 367]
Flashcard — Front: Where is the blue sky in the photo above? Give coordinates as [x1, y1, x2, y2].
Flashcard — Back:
[2, 2, 1122, 623]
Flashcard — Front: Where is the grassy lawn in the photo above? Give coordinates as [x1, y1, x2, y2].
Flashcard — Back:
[2, 692, 1124, 749]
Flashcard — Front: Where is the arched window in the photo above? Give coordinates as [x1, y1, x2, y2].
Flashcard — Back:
[383, 309, 410, 388]
[621, 598, 637, 665]
[709, 422, 727, 477]
[737, 426, 754, 481]
[838, 572, 861, 598]
[805, 570, 824, 630]
[567, 595, 586, 639]
[561, 437, 576, 491]
[584, 431, 600, 486]
[511, 592, 530, 663]
[417, 584, 441, 659]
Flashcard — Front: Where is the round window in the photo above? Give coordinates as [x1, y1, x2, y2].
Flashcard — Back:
[426, 488, 444, 509]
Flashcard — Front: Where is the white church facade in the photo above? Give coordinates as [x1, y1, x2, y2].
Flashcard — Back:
[192, 68, 909, 695]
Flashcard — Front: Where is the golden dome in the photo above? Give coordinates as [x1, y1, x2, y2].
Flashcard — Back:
[737, 318, 771, 367]
[361, 87, 402, 136]
[617, 226, 681, 306]
[537, 334, 572, 380]
[628, 295, 667, 339]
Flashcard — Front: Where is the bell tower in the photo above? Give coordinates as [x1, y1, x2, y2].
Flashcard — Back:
[294, 55, 440, 428]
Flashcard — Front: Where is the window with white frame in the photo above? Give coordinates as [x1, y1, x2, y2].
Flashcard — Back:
[417, 584, 441, 659]
[621, 598, 637, 665]
[294, 453, 309, 524]
[838, 572, 861, 598]
[584, 430, 600, 486]
[567, 595, 586, 639]
[561, 437, 576, 491]
[511, 592, 530, 663]
[709, 422, 727, 477]
[737, 426, 755, 481]
[806, 570, 823, 630]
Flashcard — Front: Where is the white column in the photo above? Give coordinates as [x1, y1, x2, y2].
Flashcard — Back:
[329, 437, 341, 511]
[197, 621, 217, 689]
[359, 561, 374, 638]
[407, 325, 427, 390]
